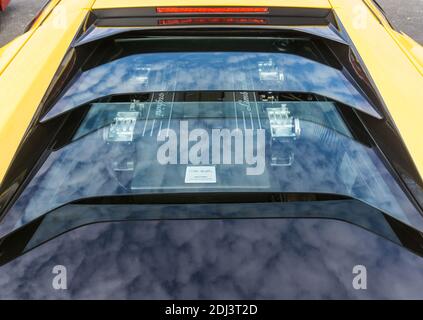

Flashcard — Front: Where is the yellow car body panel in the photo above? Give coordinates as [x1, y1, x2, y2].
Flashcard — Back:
[392, 32, 423, 73]
[0, 33, 31, 75]
[93, 0, 331, 9]
[24, 0, 62, 32]
[361, 0, 423, 74]
[0, 0, 422, 185]
[330, 0, 423, 180]
[0, 0, 95, 183]
[0, 0, 62, 75]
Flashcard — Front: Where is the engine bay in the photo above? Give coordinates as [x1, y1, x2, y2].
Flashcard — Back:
[3, 90, 419, 233]
[73, 91, 350, 191]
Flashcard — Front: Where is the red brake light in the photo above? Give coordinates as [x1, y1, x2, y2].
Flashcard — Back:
[158, 17, 267, 25]
[156, 7, 269, 14]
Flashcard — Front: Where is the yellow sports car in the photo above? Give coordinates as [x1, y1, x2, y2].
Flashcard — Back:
[0, 0, 423, 299]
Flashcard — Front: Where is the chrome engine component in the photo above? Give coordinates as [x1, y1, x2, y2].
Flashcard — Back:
[267, 104, 301, 138]
[105, 111, 139, 142]
[267, 104, 301, 166]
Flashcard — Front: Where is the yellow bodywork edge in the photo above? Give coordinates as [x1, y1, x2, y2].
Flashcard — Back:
[361, 0, 423, 75]
[0, 0, 62, 76]
[0, 0, 96, 185]
[0, 34, 32, 76]
[330, 0, 423, 181]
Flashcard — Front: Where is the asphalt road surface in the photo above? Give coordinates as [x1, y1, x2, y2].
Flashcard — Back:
[0, 0, 422, 46]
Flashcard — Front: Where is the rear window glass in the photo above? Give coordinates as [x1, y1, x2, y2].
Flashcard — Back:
[2, 97, 421, 234]
[44, 38, 379, 120]
[0, 37, 421, 236]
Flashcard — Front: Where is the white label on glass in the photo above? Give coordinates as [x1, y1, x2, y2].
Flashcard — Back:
[185, 166, 217, 184]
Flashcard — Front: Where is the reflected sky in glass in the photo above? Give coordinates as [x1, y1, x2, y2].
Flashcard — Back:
[1, 218, 423, 299]
[44, 51, 380, 120]
[1, 100, 420, 237]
